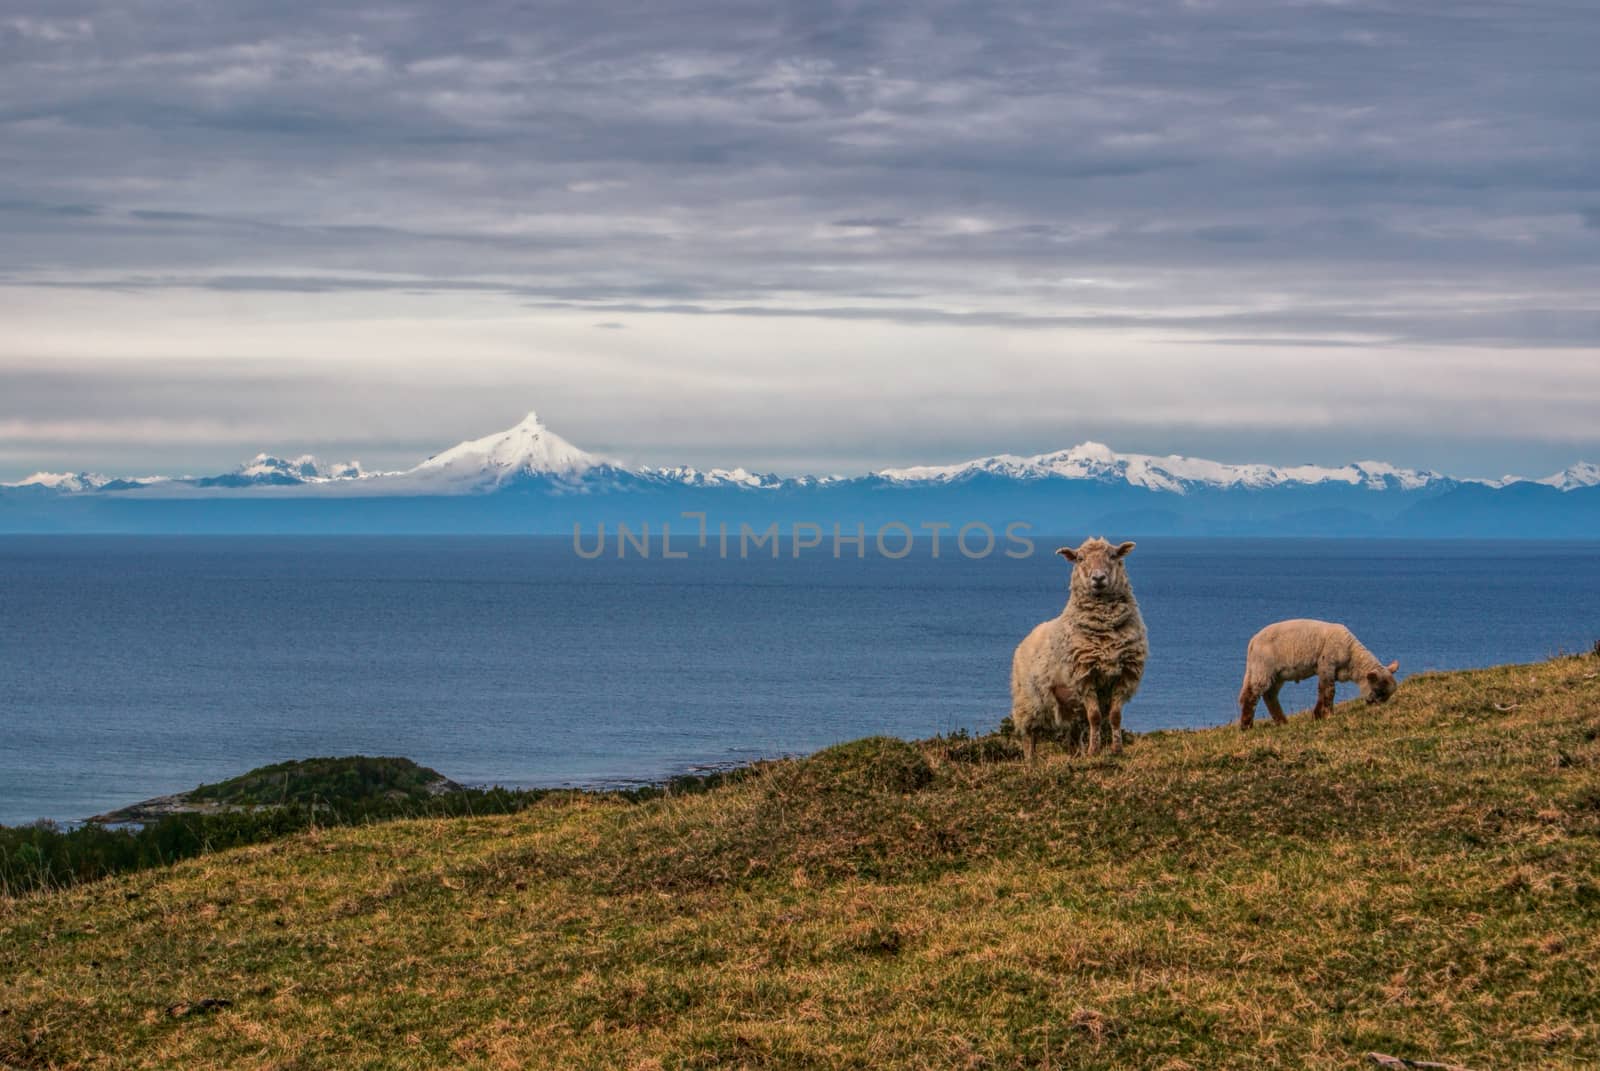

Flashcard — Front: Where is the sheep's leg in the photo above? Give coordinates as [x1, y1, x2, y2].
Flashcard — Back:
[1239, 686, 1258, 730]
[1107, 698, 1124, 753]
[1082, 694, 1104, 757]
[1021, 727, 1038, 766]
[1264, 682, 1288, 724]
[1313, 673, 1336, 719]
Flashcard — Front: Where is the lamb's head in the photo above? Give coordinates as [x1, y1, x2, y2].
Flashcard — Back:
[1363, 660, 1401, 704]
[1056, 537, 1136, 600]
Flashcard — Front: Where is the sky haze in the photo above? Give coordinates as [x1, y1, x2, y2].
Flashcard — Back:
[2, 1, 1597, 480]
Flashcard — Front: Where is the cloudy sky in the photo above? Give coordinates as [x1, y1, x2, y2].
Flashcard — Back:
[2, 0, 1597, 480]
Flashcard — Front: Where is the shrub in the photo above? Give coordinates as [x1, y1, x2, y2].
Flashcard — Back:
[792, 737, 934, 795]
[941, 733, 1024, 764]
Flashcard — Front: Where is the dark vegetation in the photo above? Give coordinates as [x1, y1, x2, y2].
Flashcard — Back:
[0, 757, 746, 898]
[184, 755, 458, 807]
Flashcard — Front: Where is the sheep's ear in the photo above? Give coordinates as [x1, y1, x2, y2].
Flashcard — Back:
[1056, 546, 1079, 562]
[1386, 660, 1399, 674]
[1113, 541, 1136, 559]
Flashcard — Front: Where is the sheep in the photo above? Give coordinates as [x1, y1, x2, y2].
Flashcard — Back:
[1010, 537, 1147, 762]
[1238, 619, 1399, 729]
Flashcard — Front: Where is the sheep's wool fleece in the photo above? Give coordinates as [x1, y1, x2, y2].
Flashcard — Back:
[1242, 619, 1387, 688]
[1063, 591, 1147, 696]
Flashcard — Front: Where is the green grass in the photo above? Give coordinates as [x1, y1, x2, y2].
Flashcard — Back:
[4, 656, 1599, 1069]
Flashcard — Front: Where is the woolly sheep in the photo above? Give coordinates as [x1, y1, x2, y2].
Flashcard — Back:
[1010, 537, 1148, 762]
[1238, 619, 1399, 729]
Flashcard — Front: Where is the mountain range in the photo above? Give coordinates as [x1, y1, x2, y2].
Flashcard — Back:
[3, 411, 1597, 537]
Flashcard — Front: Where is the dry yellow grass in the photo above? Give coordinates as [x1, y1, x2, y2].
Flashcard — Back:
[4, 655, 1599, 1069]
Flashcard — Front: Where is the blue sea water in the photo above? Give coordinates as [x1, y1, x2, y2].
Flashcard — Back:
[2, 536, 1596, 826]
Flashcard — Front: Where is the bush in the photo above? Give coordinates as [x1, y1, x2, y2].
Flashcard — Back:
[794, 737, 935, 795]
[940, 732, 1023, 764]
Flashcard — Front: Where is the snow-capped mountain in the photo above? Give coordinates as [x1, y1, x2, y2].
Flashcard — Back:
[2, 471, 171, 492]
[2, 456, 365, 493]
[642, 465, 787, 490]
[1, 410, 1594, 531]
[6, 471, 117, 492]
[237, 454, 363, 482]
[189, 454, 366, 488]
[390, 414, 829, 494]
[876, 441, 1450, 494]
[400, 410, 610, 491]
[1538, 462, 1600, 492]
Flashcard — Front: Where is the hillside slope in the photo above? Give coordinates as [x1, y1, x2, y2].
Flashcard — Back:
[4, 657, 1599, 1069]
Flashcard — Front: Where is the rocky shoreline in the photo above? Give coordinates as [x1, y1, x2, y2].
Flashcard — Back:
[89, 794, 250, 824]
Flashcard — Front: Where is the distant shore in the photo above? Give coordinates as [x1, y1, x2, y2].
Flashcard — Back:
[86, 756, 760, 825]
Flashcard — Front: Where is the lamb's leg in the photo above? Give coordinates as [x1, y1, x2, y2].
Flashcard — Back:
[1082, 694, 1104, 757]
[1107, 698, 1124, 753]
[1264, 682, 1288, 725]
[1239, 685, 1258, 730]
[1313, 673, 1336, 719]
[1022, 727, 1038, 766]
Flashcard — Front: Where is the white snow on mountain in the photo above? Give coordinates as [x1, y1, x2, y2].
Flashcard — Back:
[1538, 462, 1600, 492]
[400, 411, 608, 491]
[4, 410, 1594, 497]
[644, 465, 786, 489]
[4, 471, 116, 492]
[237, 454, 364, 482]
[876, 442, 1450, 493]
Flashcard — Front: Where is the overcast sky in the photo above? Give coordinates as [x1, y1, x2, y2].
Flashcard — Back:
[2, 0, 1597, 480]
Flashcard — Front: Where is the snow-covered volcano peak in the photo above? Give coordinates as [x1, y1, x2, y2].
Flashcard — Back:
[406, 410, 607, 490]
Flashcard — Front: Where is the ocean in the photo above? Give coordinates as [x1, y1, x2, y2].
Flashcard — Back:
[2, 536, 1596, 825]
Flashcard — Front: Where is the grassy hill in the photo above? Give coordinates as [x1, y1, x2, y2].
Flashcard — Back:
[3, 656, 1599, 1069]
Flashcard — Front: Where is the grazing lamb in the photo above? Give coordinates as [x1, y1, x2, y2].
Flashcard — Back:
[1010, 537, 1148, 762]
[1238, 619, 1399, 729]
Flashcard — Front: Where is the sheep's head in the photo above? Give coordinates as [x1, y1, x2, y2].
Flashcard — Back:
[1363, 660, 1401, 704]
[1056, 537, 1136, 600]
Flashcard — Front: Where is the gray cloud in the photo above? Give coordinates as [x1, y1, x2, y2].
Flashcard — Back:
[1, 0, 1598, 477]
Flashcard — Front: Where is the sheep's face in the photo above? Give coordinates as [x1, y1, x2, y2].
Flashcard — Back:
[1363, 660, 1401, 704]
[1057, 538, 1136, 600]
